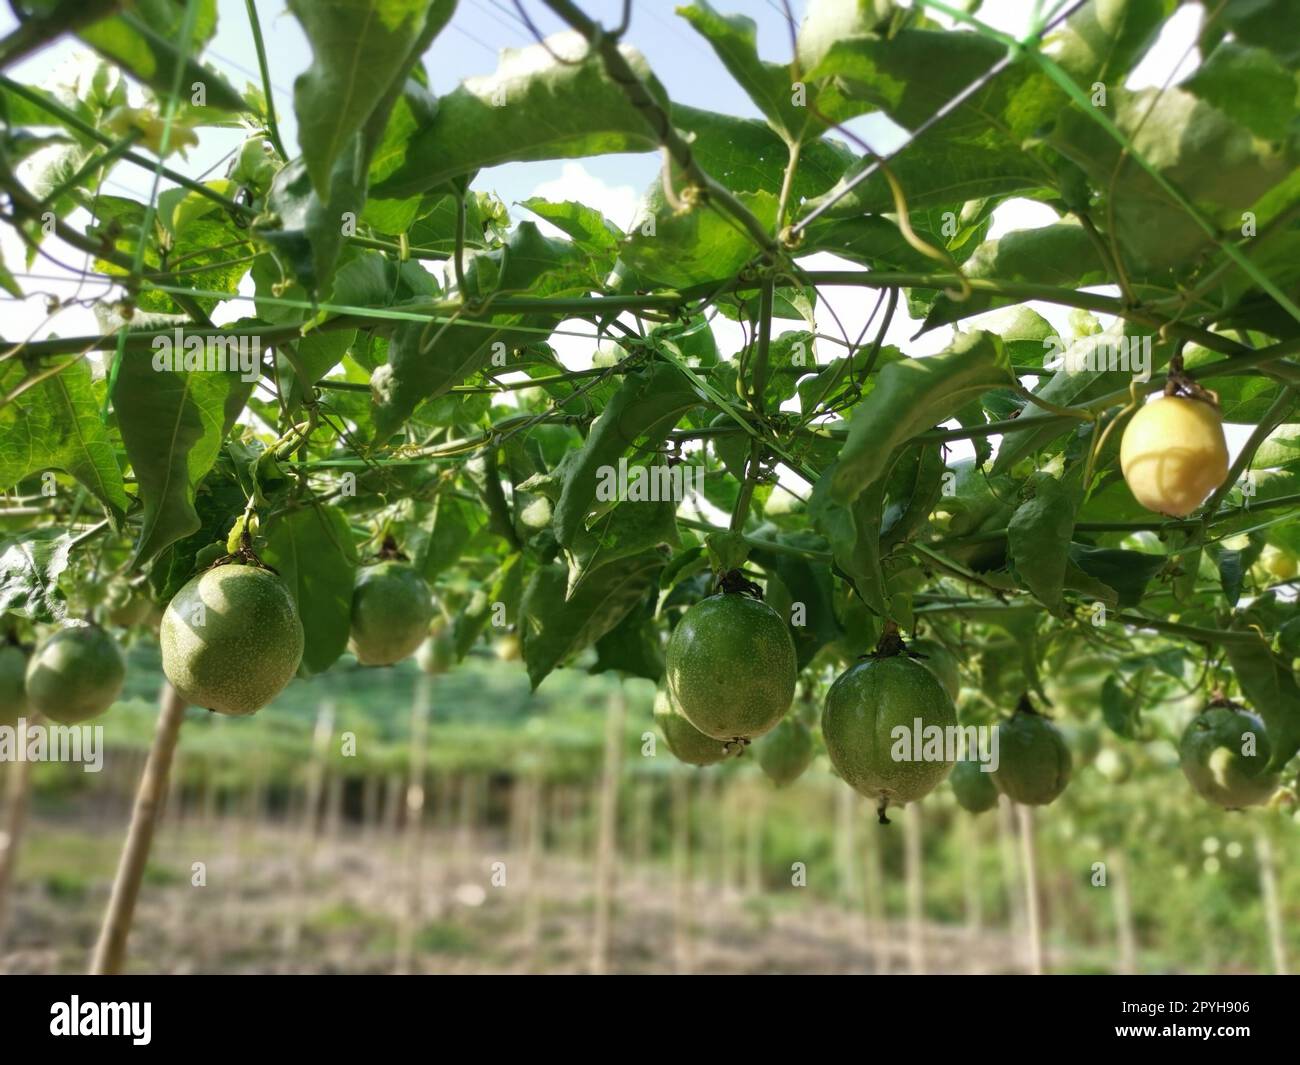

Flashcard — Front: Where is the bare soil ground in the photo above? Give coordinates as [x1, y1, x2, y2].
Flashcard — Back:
[1, 816, 1116, 975]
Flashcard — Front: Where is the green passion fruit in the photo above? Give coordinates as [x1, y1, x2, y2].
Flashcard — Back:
[25, 623, 126, 724]
[161, 564, 304, 716]
[757, 716, 814, 786]
[1179, 705, 1279, 810]
[654, 688, 734, 767]
[991, 703, 1072, 806]
[950, 756, 999, 813]
[0, 643, 30, 726]
[349, 562, 435, 666]
[822, 653, 957, 821]
[665, 592, 797, 743]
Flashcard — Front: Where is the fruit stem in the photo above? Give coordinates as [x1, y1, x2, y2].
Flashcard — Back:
[872, 621, 906, 659]
[876, 799, 891, 826]
[716, 569, 763, 599]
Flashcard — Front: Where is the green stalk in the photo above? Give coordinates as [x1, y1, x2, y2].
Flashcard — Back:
[244, 0, 290, 161]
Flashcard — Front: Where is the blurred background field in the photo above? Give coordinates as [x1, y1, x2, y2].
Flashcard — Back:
[0, 643, 1295, 975]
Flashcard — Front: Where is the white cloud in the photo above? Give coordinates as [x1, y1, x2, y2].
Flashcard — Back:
[524, 161, 640, 234]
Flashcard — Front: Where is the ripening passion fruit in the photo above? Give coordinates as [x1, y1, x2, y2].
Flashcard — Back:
[25, 623, 126, 724]
[349, 562, 435, 666]
[0, 643, 30, 726]
[653, 688, 734, 767]
[1260, 545, 1298, 581]
[822, 651, 957, 822]
[665, 591, 797, 744]
[1179, 705, 1279, 810]
[1119, 395, 1229, 518]
[990, 701, 1072, 806]
[161, 564, 304, 716]
[415, 623, 455, 675]
[757, 716, 814, 786]
[950, 755, 999, 813]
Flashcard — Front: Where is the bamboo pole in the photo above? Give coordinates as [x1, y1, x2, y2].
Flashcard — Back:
[1254, 828, 1288, 975]
[903, 803, 925, 974]
[960, 811, 984, 974]
[671, 770, 694, 974]
[0, 740, 36, 949]
[1017, 804, 1043, 975]
[91, 684, 187, 975]
[522, 774, 545, 970]
[997, 795, 1025, 955]
[744, 786, 765, 897]
[382, 771, 402, 837]
[394, 676, 431, 974]
[835, 783, 859, 903]
[590, 683, 625, 975]
[281, 700, 334, 959]
[861, 807, 885, 972]
[360, 773, 380, 842]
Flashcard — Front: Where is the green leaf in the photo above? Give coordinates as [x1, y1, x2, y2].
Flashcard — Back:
[373, 36, 665, 199]
[621, 188, 778, 288]
[261, 504, 358, 675]
[754, 541, 842, 669]
[289, 0, 455, 197]
[113, 351, 255, 565]
[520, 197, 622, 257]
[453, 552, 524, 660]
[831, 330, 1012, 504]
[415, 490, 488, 583]
[674, 104, 853, 200]
[570, 492, 680, 584]
[74, 6, 245, 112]
[1068, 544, 1164, 607]
[810, 461, 887, 616]
[1047, 0, 1174, 86]
[590, 609, 664, 682]
[1048, 85, 1298, 273]
[552, 362, 702, 547]
[704, 530, 749, 574]
[1184, 40, 1298, 142]
[254, 157, 366, 297]
[1251, 423, 1300, 470]
[0, 356, 128, 519]
[520, 551, 664, 689]
[880, 441, 945, 550]
[0, 529, 73, 622]
[371, 222, 585, 436]
[1008, 472, 1079, 616]
[1224, 629, 1300, 769]
[1214, 0, 1300, 68]
[1100, 673, 1140, 738]
[677, 1, 804, 142]
[921, 225, 1107, 332]
[799, 27, 1061, 217]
